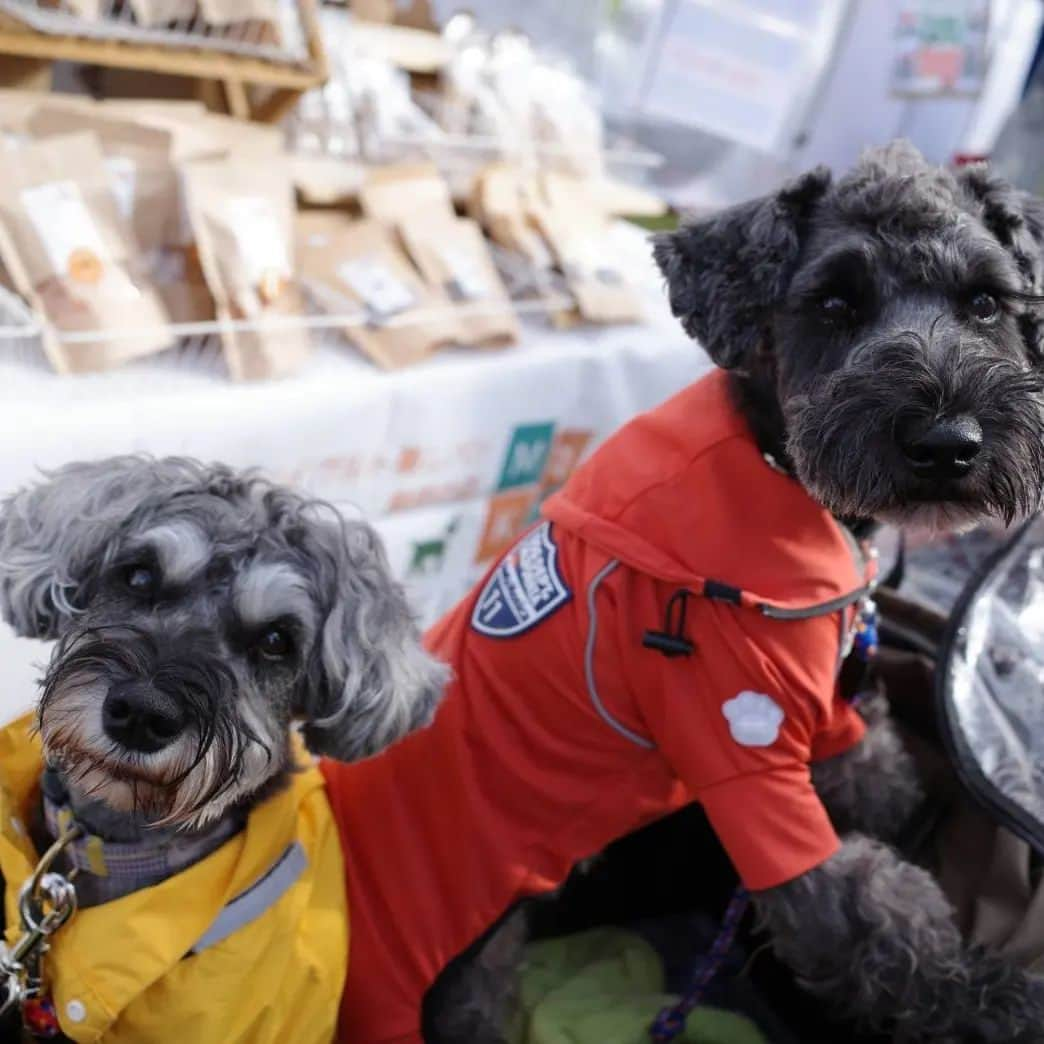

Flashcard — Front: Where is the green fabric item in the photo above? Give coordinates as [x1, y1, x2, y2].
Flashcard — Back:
[515, 928, 766, 1044]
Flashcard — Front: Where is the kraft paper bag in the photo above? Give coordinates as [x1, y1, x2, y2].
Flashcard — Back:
[296, 211, 458, 370]
[0, 132, 172, 373]
[182, 157, 311, 380]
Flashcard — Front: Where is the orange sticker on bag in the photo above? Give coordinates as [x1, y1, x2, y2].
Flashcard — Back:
[67, 247, 105, 285]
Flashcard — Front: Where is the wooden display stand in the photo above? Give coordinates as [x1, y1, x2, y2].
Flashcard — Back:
[0, 1, 327, 121]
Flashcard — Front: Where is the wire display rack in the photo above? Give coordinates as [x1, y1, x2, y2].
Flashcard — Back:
[0, 0, 312, 63]
[0, 287, 580, 380]
[0, 0, 327, 118]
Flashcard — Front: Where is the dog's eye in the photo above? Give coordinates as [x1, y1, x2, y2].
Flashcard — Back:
[124, 564, 156, 595]
[970, 291, 999, 321]
[257, 627, 293, 661]
[819, 295, 854, 323]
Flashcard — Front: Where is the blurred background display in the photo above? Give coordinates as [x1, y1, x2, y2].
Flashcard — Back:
[1, 0, 1044, 706]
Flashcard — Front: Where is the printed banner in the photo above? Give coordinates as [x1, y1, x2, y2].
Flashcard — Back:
[892, 0, 990, 97]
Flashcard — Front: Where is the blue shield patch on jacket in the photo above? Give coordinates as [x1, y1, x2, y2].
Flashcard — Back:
[471, 522, 571, 638]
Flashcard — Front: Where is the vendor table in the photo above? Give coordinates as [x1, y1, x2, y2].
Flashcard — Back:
[0, 251, 709, 720]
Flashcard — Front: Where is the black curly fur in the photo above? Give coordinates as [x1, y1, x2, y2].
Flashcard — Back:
[755, 836, 1044, 1044]
[655, 140, 1044, 528]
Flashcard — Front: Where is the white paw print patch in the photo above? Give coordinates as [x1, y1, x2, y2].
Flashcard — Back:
[722, 691, 785, 747]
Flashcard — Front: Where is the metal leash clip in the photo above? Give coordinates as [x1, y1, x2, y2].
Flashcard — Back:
[0, 823, 81, 1021]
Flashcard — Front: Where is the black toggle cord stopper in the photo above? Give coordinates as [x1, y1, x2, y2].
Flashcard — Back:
[643, 588, 695, 658]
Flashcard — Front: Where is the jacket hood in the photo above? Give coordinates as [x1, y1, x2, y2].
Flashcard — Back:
[542, 369, 875, 617]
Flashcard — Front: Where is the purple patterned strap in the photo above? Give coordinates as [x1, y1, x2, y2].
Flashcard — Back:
[42, 796, 241, 903]
[649, 885, 751, 1042]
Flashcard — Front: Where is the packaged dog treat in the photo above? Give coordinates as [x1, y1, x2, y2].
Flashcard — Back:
[181, 157, 310, 380]
[351, 0, 396, 20]
[0, 90, 96, 145]
[358, 162, 456, 225]
[398, 217, 518, 347]
[62, 0, 106, 18]
[359, 163, 516, 346]
[529, 64, 605, 180]
[29, 107, 175, 253]
[295, 211, 458, 369]
[28, 105, 215, 327]
[469, 163, 553, 271]
[198, 0, 279, 26]
[349, 0, 436, 27]
[292, 154, 367, 207]
[128, 0, 197, 25]
[532, 173, 643, 325]
[0, 132, 172, 373]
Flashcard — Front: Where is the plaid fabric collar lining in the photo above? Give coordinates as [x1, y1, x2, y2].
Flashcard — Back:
[42, 789, 244, 907]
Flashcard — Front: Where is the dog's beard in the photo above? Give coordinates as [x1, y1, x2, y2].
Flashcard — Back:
[874, 502, 985, 537]
[783, 341, 1044, 531]
[39, 629, 283, 831]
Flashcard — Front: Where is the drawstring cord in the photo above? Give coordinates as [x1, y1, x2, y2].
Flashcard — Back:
[642, 589, 695, 658]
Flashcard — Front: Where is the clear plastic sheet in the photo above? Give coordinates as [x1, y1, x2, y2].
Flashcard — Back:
[939, 516, 1044, 852]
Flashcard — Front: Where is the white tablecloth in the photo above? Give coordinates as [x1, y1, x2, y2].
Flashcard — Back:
[0, 240, 709, 721]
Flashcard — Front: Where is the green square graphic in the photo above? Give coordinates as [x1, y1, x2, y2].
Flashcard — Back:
[496, 422, 555, 491]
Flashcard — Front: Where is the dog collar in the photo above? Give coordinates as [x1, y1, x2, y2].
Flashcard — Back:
[41, 784, 244, 908]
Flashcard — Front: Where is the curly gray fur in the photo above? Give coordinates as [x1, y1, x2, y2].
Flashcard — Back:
[423, 909, 528, 1044]
[0, 456, 447, 831]
[812, 696, 925, 842]
[755, 836, 1044, 1043]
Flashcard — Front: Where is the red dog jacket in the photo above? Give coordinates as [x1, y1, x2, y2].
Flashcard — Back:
[321, 368, 876, 1043]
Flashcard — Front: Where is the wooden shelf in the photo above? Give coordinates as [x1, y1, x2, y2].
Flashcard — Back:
[0, 2, 327, 120]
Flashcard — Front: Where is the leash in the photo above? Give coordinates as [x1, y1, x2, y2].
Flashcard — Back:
[648, 593, 881, 1042]
[648, 885, 751, 1042]
[0, 822, 81, 1039]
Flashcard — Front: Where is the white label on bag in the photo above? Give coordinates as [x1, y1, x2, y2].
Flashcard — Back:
[567, 237, 623, 285]
[105, 156, 137, 222]
[224, 196, 292, 285]
[440, 245, 489, 300]
[337, 258, 416, 319]
[174, 169, 194, 247]
[20, 180, 109, 273]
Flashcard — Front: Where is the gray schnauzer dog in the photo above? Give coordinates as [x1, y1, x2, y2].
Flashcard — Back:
[0, 456, 444, 894]
[432, 142, 1044, 1043]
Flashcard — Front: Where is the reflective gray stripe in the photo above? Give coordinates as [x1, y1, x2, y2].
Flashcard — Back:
[585, 559, 656, 750]
[190, 841, 307, 954]
[834, 608, 849, 677]
[758, 585, 871, 620]
[760, 517, 873, 621]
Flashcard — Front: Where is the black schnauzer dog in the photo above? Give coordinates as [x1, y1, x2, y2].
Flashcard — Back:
[430, 141, 1044, 1044]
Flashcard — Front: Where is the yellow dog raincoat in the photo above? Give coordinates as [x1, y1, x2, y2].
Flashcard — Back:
[0, 713, 348, 1043]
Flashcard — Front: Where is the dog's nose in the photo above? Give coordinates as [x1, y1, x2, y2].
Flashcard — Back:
[900, 416, 982, 479]
[102, 681, 186, 754]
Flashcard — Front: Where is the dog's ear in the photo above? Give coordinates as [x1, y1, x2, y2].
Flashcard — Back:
[959, 163, 1044, 359]
[301, 516, 448, 762]
[0, 457, 160, 639]
[652, 166, 831, 368]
